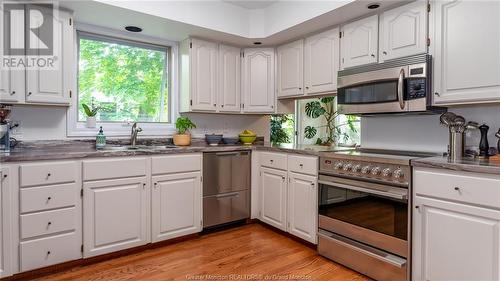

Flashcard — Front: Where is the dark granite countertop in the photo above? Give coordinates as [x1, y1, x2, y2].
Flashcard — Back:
[411, 156, 500, 175]
[0, 139, 351, 162]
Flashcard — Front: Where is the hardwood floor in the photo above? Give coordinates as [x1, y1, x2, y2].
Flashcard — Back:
[32, 224, 371, 281]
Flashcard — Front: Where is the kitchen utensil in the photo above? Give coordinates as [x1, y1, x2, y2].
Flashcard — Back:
[466, 121, 479, 131]
[478, 124, 490, 157]
[440, 112, 456, 127]
[205, 134, 223, 146]
[0, 105, 12, 123]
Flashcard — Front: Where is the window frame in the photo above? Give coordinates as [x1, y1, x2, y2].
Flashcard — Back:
[67, 23, 178, 137]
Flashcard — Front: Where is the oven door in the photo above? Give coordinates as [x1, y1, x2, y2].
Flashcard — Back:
[318, 174, 409, 257]
[337, 66, 409, 115]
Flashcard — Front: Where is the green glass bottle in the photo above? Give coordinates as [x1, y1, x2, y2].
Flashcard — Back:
[96, 126, 106, 149]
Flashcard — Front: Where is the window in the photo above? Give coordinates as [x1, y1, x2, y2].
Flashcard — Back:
[78, 32, 170, 124]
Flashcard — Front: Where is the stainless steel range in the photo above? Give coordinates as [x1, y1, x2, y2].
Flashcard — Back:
[317, 149, 435, 281]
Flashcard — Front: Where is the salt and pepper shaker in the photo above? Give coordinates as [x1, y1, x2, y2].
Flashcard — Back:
[478, 124, 490, 158]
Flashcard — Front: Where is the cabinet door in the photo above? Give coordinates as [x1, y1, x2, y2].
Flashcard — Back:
[379, 1, 427, 62]
[151, 172, 202, 242]
[218, 44, 241, 112]
[83, 177, 149, 257]
[304, 28, 339, 95]
[242, 48, 275, 113]
[260, 167, 287, 231]
[341, 15, 379, 69]
[413, 196, 500, 281]
[288, 172, 317, 244]
[0, 9, 25, 104]
[0, 168, 12, 278]
[190, 38, 218, 111]
[277, 39, 304, 98]
[432, 0, 500, 105]
[26, 8, 73, 105]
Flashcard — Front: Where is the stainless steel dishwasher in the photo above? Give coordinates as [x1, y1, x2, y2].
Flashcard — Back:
[203, 151, 250, 228]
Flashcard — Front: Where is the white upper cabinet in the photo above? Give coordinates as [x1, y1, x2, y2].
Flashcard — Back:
[25, 8, 73, 105]
[431, 0, 500, 105]
[379, 1, 428, 61]
[277, 39, 304, 98]
[304, 27, 340, 95]
[0, 9, 25, 104]
[151, 172, 202, 242]
[218, 44, 241, 112]
[341, 15, 379, 69]
[190, 38, 218, 111]
[242, 48, 275, 113]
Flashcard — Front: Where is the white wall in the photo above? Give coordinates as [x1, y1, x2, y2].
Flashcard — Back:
[361, 104, 500, 153]
[10, 106, 270, 141]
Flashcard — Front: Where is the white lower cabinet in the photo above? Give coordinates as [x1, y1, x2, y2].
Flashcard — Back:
[83, 177, 149, 257]
[0, 167, 13, 278]
[413, 168, 500, 281]
[260, 167, 288, 231]
[287, 172, 317, 244]
[258, 152, 318, 244]
[151, 172, 202, 242]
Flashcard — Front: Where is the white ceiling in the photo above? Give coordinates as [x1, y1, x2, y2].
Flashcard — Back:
[61, 0, 410, 47]
[223, 1, 279, 10]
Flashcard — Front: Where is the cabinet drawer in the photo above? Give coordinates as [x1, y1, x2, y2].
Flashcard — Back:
[288, 155, 318, 175]
[259, 152, 287, 170]
[414, 168, 500, 209]
[20, 161, 78, 187]
[20, 232, 81, 272]
[21, 183, 77, 213]
[21, 208, 77, 239]
[83, 157, 147, 181]
[152, 154, 201, 175]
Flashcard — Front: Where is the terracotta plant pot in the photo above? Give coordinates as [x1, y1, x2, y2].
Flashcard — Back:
[173, 133, 191, 146]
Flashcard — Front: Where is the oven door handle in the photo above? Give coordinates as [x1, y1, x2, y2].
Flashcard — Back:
[397, 68, 405, 110]
[318, 180, 408, 200]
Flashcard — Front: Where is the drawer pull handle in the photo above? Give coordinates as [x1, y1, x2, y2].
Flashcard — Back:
[454, 187, 460, 191]
[299, 164, 303, 167]
[270, 159, 274, 163]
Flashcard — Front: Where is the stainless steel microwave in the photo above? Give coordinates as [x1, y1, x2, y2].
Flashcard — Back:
[337, 54, 443, 115]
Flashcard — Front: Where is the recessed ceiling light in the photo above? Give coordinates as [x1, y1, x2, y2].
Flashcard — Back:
[367, 3, 380, 9]
[253, 42, 262, 45]
[125, 26, 142, 32]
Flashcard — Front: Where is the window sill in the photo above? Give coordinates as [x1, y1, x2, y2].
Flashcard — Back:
[67, 122, 176, 138]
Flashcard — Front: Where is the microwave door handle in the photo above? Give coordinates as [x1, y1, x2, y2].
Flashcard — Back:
[317, 180, 408, 200]
[398, 68, 405, 110]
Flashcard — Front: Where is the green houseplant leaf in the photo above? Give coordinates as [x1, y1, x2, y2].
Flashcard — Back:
[304, 101, 325, 119]
[304, 126, 317, 139]
[82, 103, 98, 117]
[175, 117, 196, 134]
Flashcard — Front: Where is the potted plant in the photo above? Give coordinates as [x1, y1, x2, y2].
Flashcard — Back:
[174, 116, 196, 146]
[303, 97, 358, 146]
[82, 102, 99, 128]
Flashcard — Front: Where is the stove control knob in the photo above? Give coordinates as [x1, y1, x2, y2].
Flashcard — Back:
[382, 168, 393, 177]
[371, 167, 381, 176]
[393, 168, 404, 179]
[361, 166, 371, 174]
[343, 163, 352, 171]
[334, 162, 344, 170]
[352, 164, 362, 172]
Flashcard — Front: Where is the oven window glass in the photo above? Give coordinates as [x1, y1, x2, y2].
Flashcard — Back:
[338, 81, 398, 104]
[318, 184, 407, 240]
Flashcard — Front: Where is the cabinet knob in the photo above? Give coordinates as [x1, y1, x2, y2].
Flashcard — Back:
[47, 196, 52, 201]
[434, 92, 440, 97]
[270, 159, 274, 163]
[371, 54, 375, 58]
[310, 183, 315, 186]
[28, 92, 32, 96]
[221, 105, 224, 108]
[382, 51, 387, 55]
[415, 205, 419, 209]
[47, 173, 51, 177]
[3, 174, 7, 178]
[47, 221, 52, 226]
[454, 187, 460, 191]
[299, 164, 303, 167]
[281, 176, 285, 180]
[299, 87, 302, 90]
[47, 251, 51, 255]
[213, 104, 216, 107]
[305, 86, 309, 90]
[11, 91, 15, 95]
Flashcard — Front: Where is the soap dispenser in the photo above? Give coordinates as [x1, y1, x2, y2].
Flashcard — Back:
[96, 126, 106, 149]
